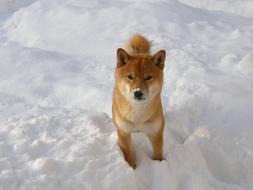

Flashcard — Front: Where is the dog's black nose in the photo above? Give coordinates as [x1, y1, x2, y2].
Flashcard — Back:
[134, 90, 143, 99]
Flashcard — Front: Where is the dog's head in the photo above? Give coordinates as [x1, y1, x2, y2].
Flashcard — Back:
[115, 48, 166, 103]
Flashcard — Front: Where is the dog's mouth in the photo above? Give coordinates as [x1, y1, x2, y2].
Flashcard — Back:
[134, 96, 146, 102]
[131, 94, 148, 103]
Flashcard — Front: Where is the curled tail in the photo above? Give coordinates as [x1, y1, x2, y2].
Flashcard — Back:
[124, 34, 151, 55]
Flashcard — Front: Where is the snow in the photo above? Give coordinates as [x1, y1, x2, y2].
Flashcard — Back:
[0, 0, 253, 190]
[239, 51, 253, 75]
[178, 0, 253, 19]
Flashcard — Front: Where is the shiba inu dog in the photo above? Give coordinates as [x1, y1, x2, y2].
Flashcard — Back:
[112, 34, 166, 168]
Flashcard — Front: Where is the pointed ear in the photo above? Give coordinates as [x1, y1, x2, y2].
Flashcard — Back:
[152, 50, 166, 70]
[117, 48, 129, 67]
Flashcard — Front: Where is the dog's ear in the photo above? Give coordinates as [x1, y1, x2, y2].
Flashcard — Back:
[117, 48, 129, 67]
[152, 50, 166, 70]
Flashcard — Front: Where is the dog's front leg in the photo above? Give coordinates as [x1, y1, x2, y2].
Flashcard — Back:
[117, 128, 136, 168]
[148, 126, 164, 161]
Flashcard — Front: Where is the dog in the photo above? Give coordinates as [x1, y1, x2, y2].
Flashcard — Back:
[112, 34, 166, 168]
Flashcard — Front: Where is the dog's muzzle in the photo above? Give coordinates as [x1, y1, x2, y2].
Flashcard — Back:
[133, 88, 145, 101]
[134, 90, 143, 99]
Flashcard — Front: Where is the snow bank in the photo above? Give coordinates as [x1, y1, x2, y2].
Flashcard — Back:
[238, 51, 253, 75]
[0, 0, 253, 189]
[0, 0, 36, 15]
[178, 0, 253, 19]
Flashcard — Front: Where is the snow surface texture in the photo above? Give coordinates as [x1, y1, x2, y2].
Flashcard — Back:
[178, 0, 253, 18]
[0, 0, 253, 189]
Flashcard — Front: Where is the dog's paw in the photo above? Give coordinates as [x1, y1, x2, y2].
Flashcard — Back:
[152, 156, 163, 161]
[128, 161, 136, 169]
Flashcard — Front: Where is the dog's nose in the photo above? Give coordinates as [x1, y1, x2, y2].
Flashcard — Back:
[134, 90, 143, 99]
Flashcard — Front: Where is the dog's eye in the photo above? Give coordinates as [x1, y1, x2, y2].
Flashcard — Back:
[145, 75, 153, 80]
[127, 75, 134, 80]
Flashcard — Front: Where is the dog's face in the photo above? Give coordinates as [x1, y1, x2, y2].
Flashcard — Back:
[115, 48, 165, 104]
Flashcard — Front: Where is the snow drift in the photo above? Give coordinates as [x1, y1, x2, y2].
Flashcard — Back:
[0, 0, 253, 190]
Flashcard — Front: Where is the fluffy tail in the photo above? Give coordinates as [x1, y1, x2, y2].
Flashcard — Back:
[124, 34, 151, 55]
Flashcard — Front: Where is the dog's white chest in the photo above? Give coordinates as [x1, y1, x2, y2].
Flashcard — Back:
[119, 120, 160, 134]
[114, 102, 162, 134]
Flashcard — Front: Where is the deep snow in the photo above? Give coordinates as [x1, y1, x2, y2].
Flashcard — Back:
[0, 0, 253, 190]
